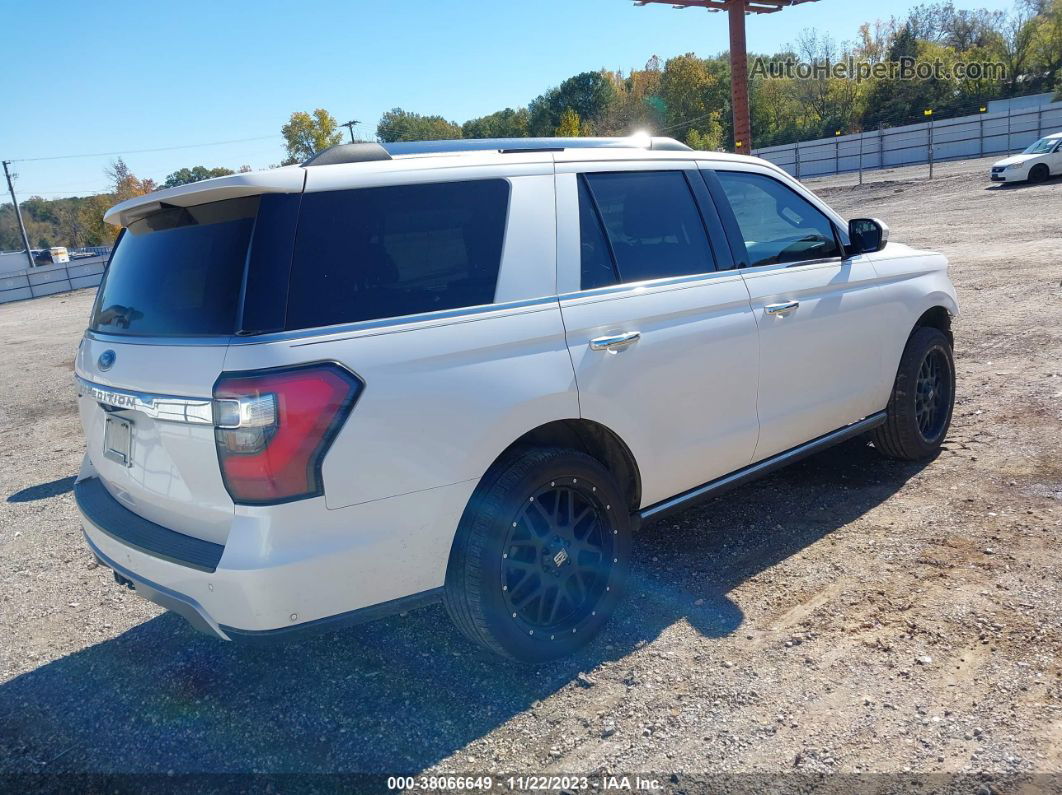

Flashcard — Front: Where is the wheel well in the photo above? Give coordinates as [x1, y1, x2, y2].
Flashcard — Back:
[914, 306, 952, 346]
[497, 420, 642, 513]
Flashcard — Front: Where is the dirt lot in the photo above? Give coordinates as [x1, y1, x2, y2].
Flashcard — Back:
[1, 156, 1060, 789]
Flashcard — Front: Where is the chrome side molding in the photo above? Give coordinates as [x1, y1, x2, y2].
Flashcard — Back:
[75, 376, 214, 425]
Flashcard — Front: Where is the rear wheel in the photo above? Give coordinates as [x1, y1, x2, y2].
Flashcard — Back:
[1029, 163, 1050, 183]
[871, 326, 955, 460]
[443, 447, 631, 662]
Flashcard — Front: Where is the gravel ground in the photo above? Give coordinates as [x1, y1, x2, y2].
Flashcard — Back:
[1, 156, 1060, 790]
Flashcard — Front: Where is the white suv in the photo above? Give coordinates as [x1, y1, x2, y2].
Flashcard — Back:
[74, 136, 958, 661]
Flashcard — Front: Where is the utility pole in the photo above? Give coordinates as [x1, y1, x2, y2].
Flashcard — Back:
[341, 120, 360, 144]
[924, 108, 934, 180]
[728, 1, 751, 153]
[2, 161, 34, 270]
[635, 0, 821, 154]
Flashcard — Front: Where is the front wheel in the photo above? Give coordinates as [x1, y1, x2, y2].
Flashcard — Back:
[872, 326, 955, 460]
[443, 447, 631, 662]
[1029, 163, 1050, 183]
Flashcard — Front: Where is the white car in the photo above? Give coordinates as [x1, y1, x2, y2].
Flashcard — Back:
[990, 132, 1062, 183]
[74, 136, 958, 661]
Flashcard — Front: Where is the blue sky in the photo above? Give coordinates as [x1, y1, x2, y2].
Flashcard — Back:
[1, 0, 1016, 199]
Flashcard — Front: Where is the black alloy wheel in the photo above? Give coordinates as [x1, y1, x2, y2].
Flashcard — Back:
[914, 347, 952, 444]
[872, 325, 955, 460]
[444, 447, 631, 662]
[500, 478, 616, 639]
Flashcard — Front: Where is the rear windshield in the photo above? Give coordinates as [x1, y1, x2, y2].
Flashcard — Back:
[89, 197, 258, 337]
[285, 179, 510, 330]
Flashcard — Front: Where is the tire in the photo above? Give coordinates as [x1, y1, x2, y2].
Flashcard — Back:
[871, 326, 955, 461]
[443, 447, 631, 662]
[1029, 164, 1050, 183]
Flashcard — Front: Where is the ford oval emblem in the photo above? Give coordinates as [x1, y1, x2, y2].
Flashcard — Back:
[97, 350, 116, 371]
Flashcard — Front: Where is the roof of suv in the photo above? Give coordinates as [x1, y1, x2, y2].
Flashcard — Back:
[103, 135, 775, 227]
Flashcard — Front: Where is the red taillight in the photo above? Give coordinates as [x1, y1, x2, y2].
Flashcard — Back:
[212, 363, 362, 505]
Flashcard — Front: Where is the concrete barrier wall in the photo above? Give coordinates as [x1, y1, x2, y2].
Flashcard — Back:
[0, 257, 105, 305]
[753, 101, 1062, 178]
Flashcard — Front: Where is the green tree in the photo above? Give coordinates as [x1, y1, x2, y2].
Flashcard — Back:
[281, 109, 343, 165]
[555, 108, 582, 137]
[376, 108, 463, 141]
[162, 165, 236, 189]
[462, 107, 530, 138]
[685, 119, 724, 151]
[1028, 0, 1062, 93]
[989, 5, 1038, 96]
[528, 71, 616, 135]
[78, 195, 114, 245]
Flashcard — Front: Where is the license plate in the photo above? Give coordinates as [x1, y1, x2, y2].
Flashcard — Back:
[103, 416, 133, 467]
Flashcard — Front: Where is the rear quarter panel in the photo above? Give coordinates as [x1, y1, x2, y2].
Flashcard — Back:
[221, 305, 578, 509]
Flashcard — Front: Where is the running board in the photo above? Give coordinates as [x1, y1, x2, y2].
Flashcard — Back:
[638, 412, 887, 524]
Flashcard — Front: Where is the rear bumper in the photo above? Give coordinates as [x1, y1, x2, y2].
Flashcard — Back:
[75, 469, 477, 639]
[83, 529, 230, 639]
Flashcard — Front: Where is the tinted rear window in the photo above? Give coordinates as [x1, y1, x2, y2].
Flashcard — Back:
[90, 197, 257, 337]
[583, 171, 715, 284]
[285, 180, 510, 330]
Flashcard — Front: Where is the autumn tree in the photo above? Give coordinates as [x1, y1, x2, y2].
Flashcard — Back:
[659, 54, 721, 143]
[555, 108, 582, 137]
[106, 158, 156, 201]
[596, 59, 667, 136]
[281, 109, 343, 165]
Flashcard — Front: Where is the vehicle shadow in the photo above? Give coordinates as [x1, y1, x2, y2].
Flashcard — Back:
[0, 439, 928, 775]
[985, 175, 1060, 190]
[6, 476, 76, 503]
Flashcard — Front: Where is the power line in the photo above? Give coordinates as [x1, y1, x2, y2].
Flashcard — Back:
[16, 188, 112, 196]
[657, 110, 720, 134]
[10, 134, 281, 163]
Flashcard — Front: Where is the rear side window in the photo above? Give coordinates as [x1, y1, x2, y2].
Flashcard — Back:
[580, 171, 715, 286]
[714, 170, 841, 266]
[578, 178, 618, 290]
[90, 197, 258, 337]
[286, 180, 510, 330]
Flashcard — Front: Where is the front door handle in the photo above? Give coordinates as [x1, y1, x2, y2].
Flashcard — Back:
[590, 331, 641, 352]
[765, 301, 799, 316]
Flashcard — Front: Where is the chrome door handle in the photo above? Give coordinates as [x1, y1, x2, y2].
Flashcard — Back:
[590, 331, 641, 352]
[765, 301, 799, 316]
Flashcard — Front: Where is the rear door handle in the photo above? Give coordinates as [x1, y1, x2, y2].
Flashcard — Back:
[590, 331, 641, 352]
[765, 301, 799, 316]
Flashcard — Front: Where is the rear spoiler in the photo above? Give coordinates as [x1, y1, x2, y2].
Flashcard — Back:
[104, 167, 307, 227]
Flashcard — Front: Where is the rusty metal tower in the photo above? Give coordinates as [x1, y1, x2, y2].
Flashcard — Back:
[635, 0, 822, 152]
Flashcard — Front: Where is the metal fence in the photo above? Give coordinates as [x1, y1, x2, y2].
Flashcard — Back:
[0, 257, 105, 305]
[753, 101, 1062, 181]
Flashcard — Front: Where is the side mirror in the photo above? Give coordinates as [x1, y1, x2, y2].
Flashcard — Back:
[848, 218, 889, 255]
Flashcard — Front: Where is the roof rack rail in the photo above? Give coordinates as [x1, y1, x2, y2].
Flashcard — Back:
[302, 136, 693, 166]
[302, 142, 392, 167]
[382, 136, 692, 156]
